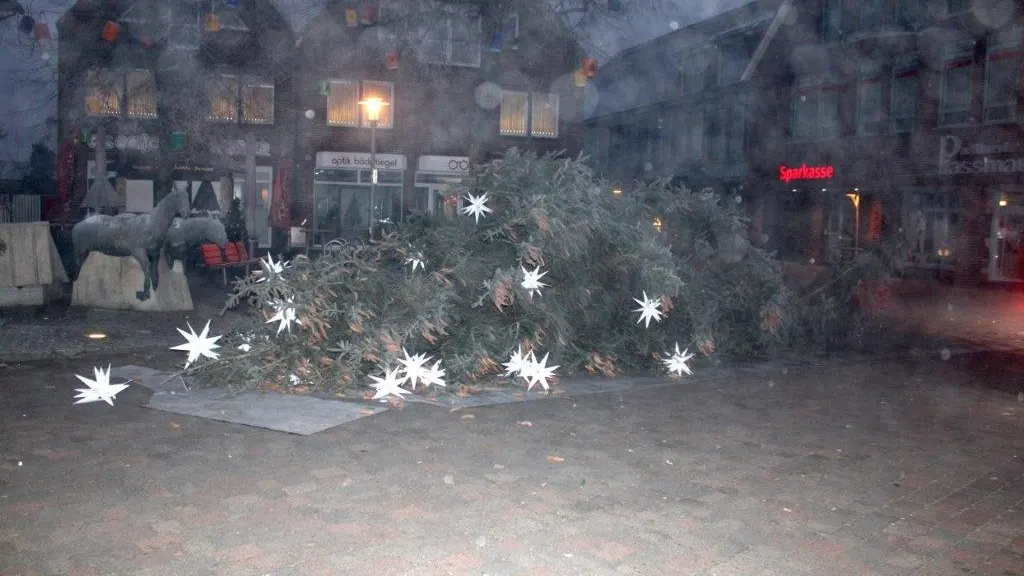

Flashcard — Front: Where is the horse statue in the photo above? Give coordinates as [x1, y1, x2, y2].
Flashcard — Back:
[72, 188, 191, 301]
[163, 216, 229, 267]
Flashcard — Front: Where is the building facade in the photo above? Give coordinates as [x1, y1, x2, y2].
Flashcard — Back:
[586, 0, 1024, 283]
[56, 0, 297, 249]
[291, 0, 587, 245]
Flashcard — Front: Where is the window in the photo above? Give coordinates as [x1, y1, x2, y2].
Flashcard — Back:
[984, 30, 1021, 123]
[360, 81, 395, 129]
[718, 36, 747, 86]
[940, 42, 974, 126]
[892, 54, 919, 132]
[822, 0, 842, 42]
[680, 45, 707, 94]
[857, 77, 883, 134]
[242, 81, 274, 124]
[705, 108, 724, 164]
[792, 76, 842, 140]
[327, 80, 359, 127]
[500, 91, 558, 137]
[501, 13, 519, 47]
[860, 0, 883, 31]
[705, 98, 746, 164]
[85, 68, 122, 116]
[896, 0, 920, 30]
[208, 75, 239, 121]
[674, 110, 703, 161]
[421, 6, 481, 67]
[947, 0, 968, 14]
[125, 70, 156, 118]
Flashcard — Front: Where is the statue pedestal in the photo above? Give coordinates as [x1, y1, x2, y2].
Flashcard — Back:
[72, 252, 193, 311]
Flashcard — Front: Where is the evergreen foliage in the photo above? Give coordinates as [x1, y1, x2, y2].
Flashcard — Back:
[195, 151, 788, 393]
[223, 197, 247, 243]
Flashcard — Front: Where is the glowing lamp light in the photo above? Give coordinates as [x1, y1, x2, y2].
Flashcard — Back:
[86, 332, 107, 340]
[999, 197, 1009, 207]
[612, 188, 623, 196]
[652, 217, 664, 232]
[359, 96, 388, 123]
[101, 20, 120, 43]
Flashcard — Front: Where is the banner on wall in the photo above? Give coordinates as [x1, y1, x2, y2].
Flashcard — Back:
[270, 158, 291, 229]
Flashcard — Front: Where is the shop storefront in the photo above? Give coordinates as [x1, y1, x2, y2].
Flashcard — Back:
[313, 151, 407, 245]
[412, 155, 471, 219]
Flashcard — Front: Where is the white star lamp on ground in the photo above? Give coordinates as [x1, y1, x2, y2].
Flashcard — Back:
[460, 192, 493, 224]
[267, 299, 302, 335]
[73, 365, 131, 406]
[520, 265, 548, 298]
[369, 367, 411, 401]
[171, 320, 222, 368]
[633, 291, 663, 329]
[663, 343, 695, 377]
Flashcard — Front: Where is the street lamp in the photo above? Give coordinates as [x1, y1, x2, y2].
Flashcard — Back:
[359, 96, 388, 238]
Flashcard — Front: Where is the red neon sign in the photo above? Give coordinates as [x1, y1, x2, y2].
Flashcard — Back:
[778, 164, 835, 184]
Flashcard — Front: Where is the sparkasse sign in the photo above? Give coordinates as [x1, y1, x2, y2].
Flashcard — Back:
[778, 164, 835, 184]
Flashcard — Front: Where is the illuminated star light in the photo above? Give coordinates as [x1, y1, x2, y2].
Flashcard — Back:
[503, 345, 529, 377]
[170, 320, 222, 368]
[73, 365, 131, 406]
[521, 351, 558, 392]
[662, 343, 695, 377]
[460, 192, 493, 224]
[420, 360, 447, 388]
[520, 265, 548, 298]
[397, 348, 431, 389]
[257, 253, 290, 282]
[406, 251, 426, 271]
[633, 291, 663, 329]
[369, 367, 411, 401]
[267, 299, 302, 335]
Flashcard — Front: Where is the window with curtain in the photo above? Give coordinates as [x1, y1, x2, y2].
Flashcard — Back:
[984, 31, 1021, 123]
[500, 90, 528, 136]
[85, 68, 122, 116]
[530, 92, 558, 138]
[892, 55, 919, 132]
[327, 80, 359, 126]
[940, 42, 974, 126]
[125, 70, 156, 118]
[360, 80, 394, 129]
[208, 75, 238, 121]
[857, 77, 883, 134]
[242, 81, 274, 124]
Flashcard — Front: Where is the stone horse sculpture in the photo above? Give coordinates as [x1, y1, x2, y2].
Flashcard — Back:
[163, 216, 229, 267]
[72, 188, 191, 301]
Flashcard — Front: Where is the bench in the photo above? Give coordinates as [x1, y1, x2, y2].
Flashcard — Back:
[201, 241, 260, 286]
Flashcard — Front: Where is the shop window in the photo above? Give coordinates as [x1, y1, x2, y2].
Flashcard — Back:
[891, 55, 919, 132]
[530, 93, 559, 138]
[125, 70, 156, 118]
[680, 45, 707, 94]
[85, 68, 122, 117]
[904, 191, 960, 267]
[821, 0, 842, 42]
[360, 80, 395, 129]
[207, 75, 239, 122]
[857, 77, 883, 134]
[327, 80, 359, 127]
[860, 0, 883, 31]
[939, 42, 974, 126]
[421, 5, 481, 67]
[242, 81, 274, 124]
[896, 0, 921, 30]
[984, 30, 1021, 124]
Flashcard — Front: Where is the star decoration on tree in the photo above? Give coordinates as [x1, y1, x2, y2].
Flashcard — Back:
[289, 374, 302, 386]
[420, 360, 447, 388]
[267, 299, 302, 335]
[503, 345, 529, 377]
[663, 343, 695, 377]
[73, 365, 131, 406]
[170, 320, 222, 368]
[520, 265, 548, 298]
[460, 192, 493, 224]
[397, 348, 431, 389]
[369, 367, 411, 401]
[257, 253, 290, 282]
[405, 251, 426, 272]
[521, 351, 558, 392]
[633, 291, 664, 329]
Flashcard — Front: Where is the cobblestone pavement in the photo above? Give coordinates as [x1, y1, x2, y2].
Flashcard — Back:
[1, 351, 1022, 575]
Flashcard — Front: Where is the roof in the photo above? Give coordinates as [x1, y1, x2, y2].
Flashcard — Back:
[586, 0, 781, 120]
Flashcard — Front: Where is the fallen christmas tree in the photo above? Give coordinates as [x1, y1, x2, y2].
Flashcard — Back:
[190, 150, 787, 396]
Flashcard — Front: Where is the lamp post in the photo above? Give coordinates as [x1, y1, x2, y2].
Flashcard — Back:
[359, 96, 388, 239]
